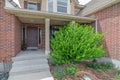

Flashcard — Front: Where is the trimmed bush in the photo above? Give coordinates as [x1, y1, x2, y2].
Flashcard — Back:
[50, 23, 106, 65]
[53, 64, 78, 80]
[87, 62, 114, 71]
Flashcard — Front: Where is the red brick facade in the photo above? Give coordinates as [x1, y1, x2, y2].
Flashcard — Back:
[1, 0, 120, 62]
[0, 0, 21, 61]
[94, 3, 120, 60]
[0, 1, 46, 61]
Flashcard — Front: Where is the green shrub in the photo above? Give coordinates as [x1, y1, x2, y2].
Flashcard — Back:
[50, 23, 106, 65]
[88, 62, 114, 71]
[53, 64, 78, 80]
[64, 64, 78, 78]
[117, 70, 120, 76]
[116, 70, 120, 80]
[53, 65, 65, 80]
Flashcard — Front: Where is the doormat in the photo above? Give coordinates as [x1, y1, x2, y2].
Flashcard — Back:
[26, 49, 38, 51]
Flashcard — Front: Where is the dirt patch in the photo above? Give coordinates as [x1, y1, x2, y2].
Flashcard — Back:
[50, 61, 118, 80]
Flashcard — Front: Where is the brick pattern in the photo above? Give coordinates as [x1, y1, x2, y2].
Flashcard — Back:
[0, 0, 21, 62]
[0, 0, 69, 60]
[14, 17, 22, 55]
[94, 3, 120, 60]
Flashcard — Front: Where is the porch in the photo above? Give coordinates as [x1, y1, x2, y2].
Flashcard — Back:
[8, 49, 54, 80]
[5, 7, 96, 55]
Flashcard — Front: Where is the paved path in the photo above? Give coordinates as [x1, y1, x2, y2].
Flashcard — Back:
[8, 50, 54, 80]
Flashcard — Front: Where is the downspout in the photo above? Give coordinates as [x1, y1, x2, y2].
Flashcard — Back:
[95, 19, 98, 33]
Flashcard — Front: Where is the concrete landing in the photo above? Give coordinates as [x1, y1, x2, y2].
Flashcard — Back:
[8, 50, 54, 80]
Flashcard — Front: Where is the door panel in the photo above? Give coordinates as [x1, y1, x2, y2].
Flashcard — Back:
[27, 27, 38, 47]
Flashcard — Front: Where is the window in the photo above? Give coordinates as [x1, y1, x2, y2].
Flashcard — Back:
[38, 28, 42, 44]
[48, 0, 53, 12]
[57, 0, 68, 13]
[22, 27, 26, 44]
[47, 0, 70, 13]
[27, 3, 37, 10]
[50, 27, 59, 39]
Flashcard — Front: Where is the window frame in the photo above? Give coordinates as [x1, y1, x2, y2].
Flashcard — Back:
[57, 0, 68, 13]
[48, 0, 53, 12]
[27, 2, 38, 10]
[38, 27, 42, 45]
[47, 0, 70, 14]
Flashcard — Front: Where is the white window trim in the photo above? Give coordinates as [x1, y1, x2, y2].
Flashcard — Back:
[67, 0, 70, 14]
[46, 0, 48, 11]
[54, 0, 57, 12]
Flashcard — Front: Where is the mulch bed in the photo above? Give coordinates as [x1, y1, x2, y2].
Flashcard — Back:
[0, 72, 9, 80]
[50, 61, 118, 80]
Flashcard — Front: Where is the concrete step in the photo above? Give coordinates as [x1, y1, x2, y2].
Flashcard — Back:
[8, 71, 54, 80]
[8, 50, 53, 80]
[12, 59, 48, 67]
[12, 55, 47, 61]
[16, 53, 45, 57]
[10, 64, 50, 76]
[16, 50, 45, 57]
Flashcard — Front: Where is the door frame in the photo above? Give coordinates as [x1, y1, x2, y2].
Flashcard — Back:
[22, 26, 42, 49]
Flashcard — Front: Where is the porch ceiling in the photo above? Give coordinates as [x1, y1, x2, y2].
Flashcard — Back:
[5, 7, 96, 24]
[18, 17, 70, 25]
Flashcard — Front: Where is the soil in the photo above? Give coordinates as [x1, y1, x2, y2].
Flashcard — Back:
[0, 72, 9, 80]
[50, 61, 118, 80]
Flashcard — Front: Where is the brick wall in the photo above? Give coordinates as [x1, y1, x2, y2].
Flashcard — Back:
[94, 3, 120, 60]
[14, 17, 22, 55]
[0, 0, 21, 62]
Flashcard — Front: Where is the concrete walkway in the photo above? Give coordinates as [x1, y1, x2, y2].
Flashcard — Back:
[8, 49, 54, 80]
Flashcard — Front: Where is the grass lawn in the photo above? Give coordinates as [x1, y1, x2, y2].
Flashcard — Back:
[50, 61, 120, 80]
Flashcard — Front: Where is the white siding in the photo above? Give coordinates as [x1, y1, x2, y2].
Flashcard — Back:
[80, 0, 120, 16]
[5, 0, 15, 8]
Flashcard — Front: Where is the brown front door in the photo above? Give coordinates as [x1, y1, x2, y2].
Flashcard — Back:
[27, 27, 38, 47]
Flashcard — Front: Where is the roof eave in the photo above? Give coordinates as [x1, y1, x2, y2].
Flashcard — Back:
[5, 7, 96, 23]
[80, 0, 120, 16]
